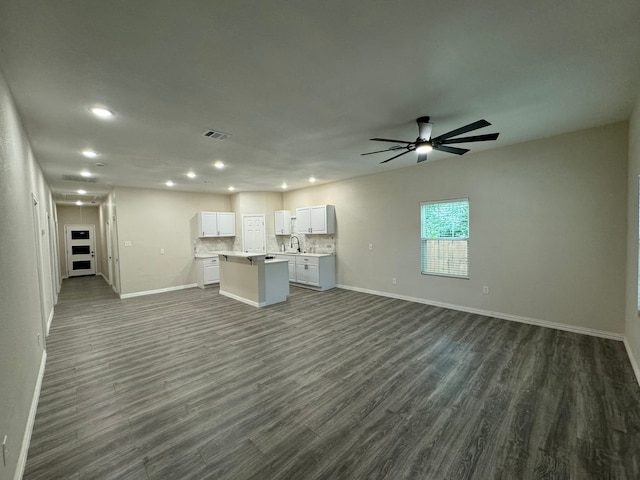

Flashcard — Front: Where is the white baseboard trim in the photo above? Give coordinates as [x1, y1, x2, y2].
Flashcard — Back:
[98, 272, 111, 285]
[46, 307, 54, 336]
[623, 337, 640, 388]
[14, 349, 47, 480]
[219, 289, 262, 308]
[336, 284, 624, 341]
[119, 283, 198, 299]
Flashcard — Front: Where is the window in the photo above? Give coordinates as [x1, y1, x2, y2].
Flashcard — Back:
[421, 198, 469, 278]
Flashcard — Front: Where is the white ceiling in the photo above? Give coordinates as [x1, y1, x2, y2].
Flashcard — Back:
[1, 1, 639, 204]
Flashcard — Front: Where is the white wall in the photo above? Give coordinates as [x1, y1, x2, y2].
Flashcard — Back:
[0, 69, 57, 480]
[114, 187, 232, 295]
[625, 93, 640, 380]
[285, 122, 628, 336]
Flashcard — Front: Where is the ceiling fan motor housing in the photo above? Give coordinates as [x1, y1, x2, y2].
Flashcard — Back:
[416, 116, 433, 142]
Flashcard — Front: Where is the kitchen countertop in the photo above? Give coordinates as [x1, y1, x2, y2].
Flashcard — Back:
[194, 253, 219, 258]
[265, 258, 289, 264]
[269, 252, 334, 257]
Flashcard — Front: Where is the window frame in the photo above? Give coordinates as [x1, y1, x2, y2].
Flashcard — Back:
[420, 197, 470, 279]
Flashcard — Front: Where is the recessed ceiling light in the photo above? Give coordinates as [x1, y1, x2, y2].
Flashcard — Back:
[228, 186, 235, 191]
[186, 171, 196, 179]
[309, 176, 316, 183]
[75, 200, 83, 206]
[80, 170, 92, 178]
[89, 105, 114, 118]
[213, 161, 225, 169]
[77, 189, 87, 194]
[281, 182, 288, 189]
[82, 149, 98, 158]
[165, 180, 174, 187]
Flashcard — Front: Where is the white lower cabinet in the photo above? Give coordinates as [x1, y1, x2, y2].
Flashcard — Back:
[196, 256, 220, 288]
[275, 253, 335, 290]
[295, 256, 320, 286]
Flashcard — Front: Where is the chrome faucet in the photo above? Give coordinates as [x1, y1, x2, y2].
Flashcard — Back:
[290, 236, 301, 253]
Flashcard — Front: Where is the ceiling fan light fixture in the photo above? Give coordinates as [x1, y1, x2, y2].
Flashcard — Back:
[415, 142, 433, 154]
[89, 105, 114, 119]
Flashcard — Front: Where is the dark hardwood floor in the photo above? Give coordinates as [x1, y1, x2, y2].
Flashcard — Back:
[23, 276, 640, 479]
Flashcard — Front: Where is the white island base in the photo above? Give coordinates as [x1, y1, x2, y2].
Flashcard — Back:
[217, 251, 289, 307]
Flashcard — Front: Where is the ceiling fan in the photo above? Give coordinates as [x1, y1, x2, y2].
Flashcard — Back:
[362, 116, 500, 164]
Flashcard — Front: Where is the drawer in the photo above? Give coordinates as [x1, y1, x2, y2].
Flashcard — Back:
[203, 256, 219, 265]
[297, 255, 319, 265]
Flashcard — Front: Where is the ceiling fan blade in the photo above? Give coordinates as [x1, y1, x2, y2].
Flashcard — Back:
[360, 146, 403, 156]
[416, 153, 428, 163]
[370, 137, 413, 144]
[439, 133, 500, 144]
[433, 145, 470, 155]
[380, 149, 412, 164]
[431, 119, 491, 142]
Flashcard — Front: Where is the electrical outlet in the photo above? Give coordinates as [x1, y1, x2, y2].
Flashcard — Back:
[368, 243, 373, 251]
[160, 248, 165, 255]
[483, 286, 490, 294]
[2, 435, 7, 467]
[392, 277, 397, 285]
[124, 241, 132, 247]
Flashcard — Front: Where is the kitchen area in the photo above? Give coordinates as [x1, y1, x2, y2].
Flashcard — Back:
[193, 204, 336, 307]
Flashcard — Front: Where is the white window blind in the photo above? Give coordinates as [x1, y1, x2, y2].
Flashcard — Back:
[421, 198, 469, 278]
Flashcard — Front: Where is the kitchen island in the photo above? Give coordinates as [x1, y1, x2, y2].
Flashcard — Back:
[216, 251, 289, 307]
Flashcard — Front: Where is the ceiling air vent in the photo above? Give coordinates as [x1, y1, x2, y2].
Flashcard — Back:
[62, 174, 98, 183]
[203, 129, 231, 141]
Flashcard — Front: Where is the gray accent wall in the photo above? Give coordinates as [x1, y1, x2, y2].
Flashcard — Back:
[0, 69, 58, 480]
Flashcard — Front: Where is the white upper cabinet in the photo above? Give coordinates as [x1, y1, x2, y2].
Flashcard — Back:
[216, 212, 236, 236]
[197, 212, 236, 237]
[296, 205, 335, 234]
[274, 210, 292, 235]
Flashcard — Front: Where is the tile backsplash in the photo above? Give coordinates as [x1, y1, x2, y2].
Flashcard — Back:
[193, 237, 235, 255]
[194, 233, 336, 256]
[274, 233, 336, 254]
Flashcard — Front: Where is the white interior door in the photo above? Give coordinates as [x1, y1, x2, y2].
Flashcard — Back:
[66, 224, 96, 277]
[106, 219, 113, 285]
[111, 214, 120, 293]
[242, 215, 266, 254]
[32, 194, 48, 343]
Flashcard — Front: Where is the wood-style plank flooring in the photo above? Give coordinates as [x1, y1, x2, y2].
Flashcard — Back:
[24, 276, 640, 479]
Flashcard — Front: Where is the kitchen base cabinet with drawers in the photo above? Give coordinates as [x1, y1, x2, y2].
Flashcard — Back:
[195, 255, 220, 288]
[272, 253, 336, 291]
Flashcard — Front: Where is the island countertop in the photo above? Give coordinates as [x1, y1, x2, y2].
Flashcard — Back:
[215, 251, 266, 260]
